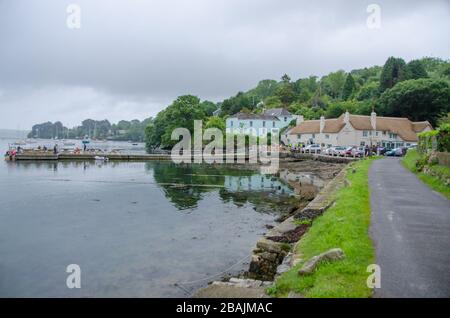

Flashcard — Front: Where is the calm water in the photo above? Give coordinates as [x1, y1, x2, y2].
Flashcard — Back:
[0, 139, 308, 297]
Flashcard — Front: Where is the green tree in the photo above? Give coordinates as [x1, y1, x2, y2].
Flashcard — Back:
[275, 74, 296, 105]
[205, 116, 226, 132]
[220, 92, 253, 116]
[356, 82, 380, 101]
[380, 57, 407, 92]
[263, 95, 283, 109]
[378, 79, 450, 126]
[321, 70, 346, 99]
[145, 95, 208, 150]
[341, 73, 356, 100]
[405, 60, 428, 80]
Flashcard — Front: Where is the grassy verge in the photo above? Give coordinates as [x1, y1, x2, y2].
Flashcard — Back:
[402, 150, 450, 200]
[267, 158, 376, 298]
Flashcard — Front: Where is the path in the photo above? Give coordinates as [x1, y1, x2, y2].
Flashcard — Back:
[369, 157, 450, 297]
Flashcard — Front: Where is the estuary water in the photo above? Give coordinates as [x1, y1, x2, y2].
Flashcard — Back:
[0, 138, 307, 297]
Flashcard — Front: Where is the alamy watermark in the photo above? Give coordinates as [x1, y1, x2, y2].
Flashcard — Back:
[66, 4, 81, 29]
[366, 264, 381, 289]
[170, 120, 280, 174]
[66, 264, 81, 289]
[366, 4, 382, 29]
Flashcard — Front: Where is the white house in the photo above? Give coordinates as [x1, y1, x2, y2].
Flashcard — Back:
[226, 108, 296, 137]
[284, 111, 432, 148]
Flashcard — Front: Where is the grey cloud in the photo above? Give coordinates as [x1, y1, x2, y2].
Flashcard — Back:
[0, 0, 449, 129]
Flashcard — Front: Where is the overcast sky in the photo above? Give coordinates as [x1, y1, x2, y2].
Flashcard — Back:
[0, 0, 449, 129]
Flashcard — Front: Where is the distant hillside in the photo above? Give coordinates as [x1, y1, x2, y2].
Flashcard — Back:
[144, 56, 450, 150]
[0, 129, 30, 139]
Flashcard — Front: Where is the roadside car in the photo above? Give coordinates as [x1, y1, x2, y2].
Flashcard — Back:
[305, 144, 322, 154]
[333, 146, 347, 156]
[323, 146, 336, 156]
[345, 146, 364, 157]
[385, 148, 404, 157]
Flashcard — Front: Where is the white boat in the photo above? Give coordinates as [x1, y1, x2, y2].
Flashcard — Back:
[94, 156, 109, 161]
[82, 135, 91, 145]
[11, 140, 27, 146]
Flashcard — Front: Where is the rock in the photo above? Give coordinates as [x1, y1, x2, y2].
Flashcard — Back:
[276, 252, 293, 275]
[276, 264, 290, 275]
[256, 239, 284, 254]
[298, 248, 345, 276]
[262, 281, 273, 287]
[228, 278, 263, 288]
[260, 252, 278, 262]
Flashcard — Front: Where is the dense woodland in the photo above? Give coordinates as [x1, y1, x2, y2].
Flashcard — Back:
[28, 118, 151, 142]
[27, 57, 450, 149]
[145, 56, 450, 151]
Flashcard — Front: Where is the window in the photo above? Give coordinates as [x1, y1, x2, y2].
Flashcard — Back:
[297, 134, 301, 139]
[284, 117, 287, 122]
[376, 131, 379, 136]
[312, 134, 316, 138]
[363, 131, 368, 137]
[325, 134, 330, 139]
[273, 121, 275, 127]
[250, 121, 253, 127]
[360, 141, 365, 146]
[230, 121, 233, 127]
[263, 121, 266, 127]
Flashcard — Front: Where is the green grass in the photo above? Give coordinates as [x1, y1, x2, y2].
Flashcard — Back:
[268, 159, 376, 298]
[402, 150, 450, 200]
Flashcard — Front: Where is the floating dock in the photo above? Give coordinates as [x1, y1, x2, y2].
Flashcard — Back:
[10, 153, 172, 161]
[9, 152, 255, 162]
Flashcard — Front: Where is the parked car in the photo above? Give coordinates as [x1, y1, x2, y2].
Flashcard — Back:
[305, 144, 322, 154]
[385, 148, 404, 157]
[345, 146, 364, 157]
[377, 147, 388, 155]
[333, 146, 347, 156]
[323, 146, 335, 155]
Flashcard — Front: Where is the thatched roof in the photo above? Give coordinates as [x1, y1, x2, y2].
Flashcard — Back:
[289, 113, 432, 142]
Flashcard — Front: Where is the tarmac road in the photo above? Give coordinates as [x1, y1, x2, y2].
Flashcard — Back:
[369, 157, 450, 298]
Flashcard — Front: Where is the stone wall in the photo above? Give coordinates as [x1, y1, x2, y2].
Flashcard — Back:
[436, 151, 450, 168]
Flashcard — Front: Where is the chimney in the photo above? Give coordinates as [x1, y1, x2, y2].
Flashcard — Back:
[371, 110, 377, 131]
[320, 116, 325, 133]
[344, 111, 350, 125]
[296, 115, 304, 126]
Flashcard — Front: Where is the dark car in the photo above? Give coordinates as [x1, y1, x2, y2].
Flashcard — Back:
[377, 147, 388, 155]
[385, 148, 404, 157]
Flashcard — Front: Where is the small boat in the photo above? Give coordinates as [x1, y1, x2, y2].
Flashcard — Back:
[82, 136, 91, 144]
[11, 140, 27, 146]
[94, 156, 109, 161]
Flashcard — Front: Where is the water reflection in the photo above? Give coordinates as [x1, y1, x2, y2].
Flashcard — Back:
[6, 160, 324, 214]
[148, 162, 312, 213]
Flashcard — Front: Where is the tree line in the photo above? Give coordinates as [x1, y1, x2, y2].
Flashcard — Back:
[145, 56, 450, 151]
[28, 118, 152, 142]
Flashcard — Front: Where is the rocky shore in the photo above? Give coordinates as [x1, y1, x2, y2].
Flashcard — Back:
[193, 158, 347, 297]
